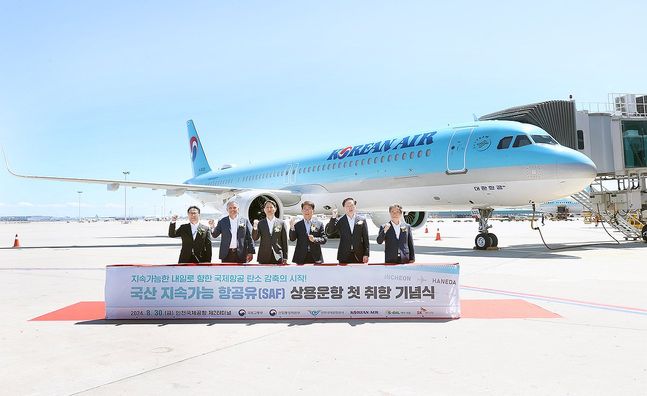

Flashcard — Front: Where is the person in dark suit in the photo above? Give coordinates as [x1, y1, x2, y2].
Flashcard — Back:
[168, 206, 212, 264]
[208, 201, 255, 263]
[289, 201, 327, 264]
[252, 200, 288, 264]
[325, 197, 369, 264]
[376, 204, 415, 264]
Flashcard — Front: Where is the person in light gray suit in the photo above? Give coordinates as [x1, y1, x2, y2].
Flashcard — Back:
[209, 201, 255, 263]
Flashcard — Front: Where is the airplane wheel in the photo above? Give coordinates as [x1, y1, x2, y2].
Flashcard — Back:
[642, 225, 647, 242]
[475, 233, 491, 250]
[489, 233, 498, 247]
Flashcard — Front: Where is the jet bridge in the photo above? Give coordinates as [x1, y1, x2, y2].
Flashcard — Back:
[480, 94, 647, 241]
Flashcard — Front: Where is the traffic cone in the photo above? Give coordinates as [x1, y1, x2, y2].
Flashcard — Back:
[12, 234, 20, 248]
[435, 228, 441, 241]
[424, 225, 429, 233]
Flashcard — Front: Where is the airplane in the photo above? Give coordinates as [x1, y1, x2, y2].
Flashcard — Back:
[4, 119, 597, 249]
[539, 198, 584, 216]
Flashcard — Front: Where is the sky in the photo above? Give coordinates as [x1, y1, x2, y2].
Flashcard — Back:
[1, 0, 645, 218]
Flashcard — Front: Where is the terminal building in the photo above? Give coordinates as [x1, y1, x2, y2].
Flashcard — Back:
[479, 93, 647, 241]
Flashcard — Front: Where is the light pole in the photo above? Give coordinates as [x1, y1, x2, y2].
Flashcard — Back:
[123, 171, 130, 223]
[77, 191, 83, 222]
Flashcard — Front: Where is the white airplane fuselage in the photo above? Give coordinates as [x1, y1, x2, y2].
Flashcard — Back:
[185, 120, 596, 216]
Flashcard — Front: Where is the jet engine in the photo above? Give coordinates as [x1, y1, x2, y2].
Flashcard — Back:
[370, 211, 429, 230]
[227, 191, 284, 222]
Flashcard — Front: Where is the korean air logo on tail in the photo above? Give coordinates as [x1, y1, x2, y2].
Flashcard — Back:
[326, 131, 437, 160]
[189, 137, 198, 162]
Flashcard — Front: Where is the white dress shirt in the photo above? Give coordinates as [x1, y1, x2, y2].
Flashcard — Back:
[190, 222, 199, 240]
[347, 215, 356, 234]
[391, 221, 401, 239]
[266, 216, 276, 235]
[229, 216, 239, 249]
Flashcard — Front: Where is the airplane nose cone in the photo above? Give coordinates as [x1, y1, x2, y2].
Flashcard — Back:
[556, 149, 597, 192]
[558, 152, 597, 179]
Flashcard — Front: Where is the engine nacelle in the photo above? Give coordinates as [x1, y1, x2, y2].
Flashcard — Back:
[370, 211, 429, 231]
[226, 191, 284, 222]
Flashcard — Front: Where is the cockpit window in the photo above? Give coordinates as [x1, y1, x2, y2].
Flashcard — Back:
[531, 134, 558, 145]
[512, 135, 532, 147]
[497, 136, 513, 149]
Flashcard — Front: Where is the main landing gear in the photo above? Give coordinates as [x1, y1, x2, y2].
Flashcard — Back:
[474, 208, 498, 250]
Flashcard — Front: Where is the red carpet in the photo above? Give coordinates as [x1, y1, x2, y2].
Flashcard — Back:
[30, 299, 560, 321]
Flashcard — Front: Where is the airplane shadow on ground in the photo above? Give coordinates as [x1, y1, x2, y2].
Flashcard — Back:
[75, 318, 454, 326]
[411, 241, 645, 259]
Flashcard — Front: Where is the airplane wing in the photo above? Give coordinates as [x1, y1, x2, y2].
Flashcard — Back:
[3, 150, 294, 198]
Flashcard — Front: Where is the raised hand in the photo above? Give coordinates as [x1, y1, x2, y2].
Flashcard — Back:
[383, 222, 391, 232]
[208, 219, 215, 228]
[332, 209, 338, 218]
[289, 216, 296, 228]
[171, 214, 178, 222]
[253, 219, 259, 229]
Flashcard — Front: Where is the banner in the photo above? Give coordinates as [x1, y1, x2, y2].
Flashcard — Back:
[105, 263, 460, 320]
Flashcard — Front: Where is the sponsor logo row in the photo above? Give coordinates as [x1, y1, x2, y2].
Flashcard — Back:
[113, 307, 444, 319]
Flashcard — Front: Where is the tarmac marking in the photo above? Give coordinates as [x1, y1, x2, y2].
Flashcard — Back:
[462, 284, 647, 316]
[30, 299, 559, 321]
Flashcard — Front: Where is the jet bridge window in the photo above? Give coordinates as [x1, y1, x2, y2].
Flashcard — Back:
[512, 135, 532, 148]
[497, 136, 513, 149]
[531, 135, 558, 145]
[622, 120, 647, 168]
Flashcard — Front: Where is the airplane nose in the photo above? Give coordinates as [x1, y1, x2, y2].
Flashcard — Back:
[556, 150, 597, 185]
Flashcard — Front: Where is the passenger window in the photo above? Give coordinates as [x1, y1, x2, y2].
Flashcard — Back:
[395, 153, 399, 161]
[425, 149, 431, 156]
[497, 136, 513, 149]
[512, 135, 532, 148]
[417, 150, 422, 158]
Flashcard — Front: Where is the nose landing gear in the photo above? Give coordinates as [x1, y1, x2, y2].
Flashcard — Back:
[474, 208, 498, 250]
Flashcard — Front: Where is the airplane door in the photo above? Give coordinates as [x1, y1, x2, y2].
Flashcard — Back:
[446, 128, 474, 174]
[285, 163, 298, 185]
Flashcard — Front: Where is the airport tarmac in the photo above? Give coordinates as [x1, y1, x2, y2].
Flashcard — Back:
[1, 218, 646, 395]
